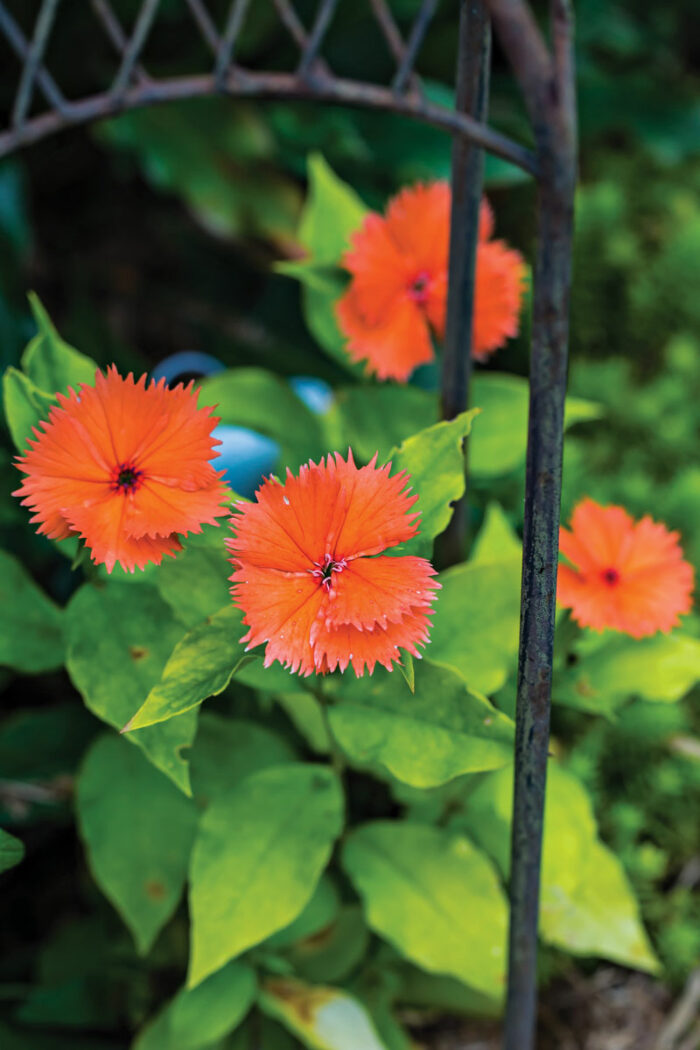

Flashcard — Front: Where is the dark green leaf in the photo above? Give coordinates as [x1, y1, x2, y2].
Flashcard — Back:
[0, 550, 64, 672]
[76, 734, 197, 953]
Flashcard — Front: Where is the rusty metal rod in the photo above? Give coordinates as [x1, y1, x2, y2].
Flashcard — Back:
[297, 0, 340, 77]
[0, 2, 67, 113]
[392, 0, 438, 93]
[438, 0, 491, 566]
[110, 0, 161, 100]
[0, 69, 539, 174]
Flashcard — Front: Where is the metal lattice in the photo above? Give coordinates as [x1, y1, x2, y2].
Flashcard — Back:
[0, 5, 578, 1050]
[0, 0, 535, 172]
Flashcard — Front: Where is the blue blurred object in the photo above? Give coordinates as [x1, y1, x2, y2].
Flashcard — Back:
[151, 357, 334, 498]
[151, 351, 225, 385]
[213, 425, 279, 498]
[289, 375, 334, 415]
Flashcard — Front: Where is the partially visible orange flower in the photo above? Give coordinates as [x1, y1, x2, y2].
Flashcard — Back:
[227, 451, 440, 676]
[558, 498, 694, 637]
[336, 183, 526, 381]
[14, 366, 228, 573]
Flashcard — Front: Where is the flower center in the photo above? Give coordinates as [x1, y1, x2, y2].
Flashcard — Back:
[407, 270, 431, 305]
[111, 462, 143, 494]
[601, 567, 620, 587]
[311, 553, 347, 590]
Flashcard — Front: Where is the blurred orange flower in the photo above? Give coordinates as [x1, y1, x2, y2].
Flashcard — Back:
[558, 498, 694, 637]
[227, 451, 440, 676]
[336, 183, 526, 381]
[14, 366, 228, 573]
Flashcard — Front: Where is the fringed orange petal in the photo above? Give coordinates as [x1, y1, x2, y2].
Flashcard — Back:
[472, 239, 527, 361]
[122, 478, 228, 540]
[312, 607, 434, 676]
[336, 288, 435, 382]
[384, 182, 450, 274]
[558, 498, 694, 637]
[320, 555, 439, 632]
[231, 564, 325, 676]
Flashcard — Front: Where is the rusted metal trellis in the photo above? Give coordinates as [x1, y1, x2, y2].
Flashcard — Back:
[0, 3, 577, 1048]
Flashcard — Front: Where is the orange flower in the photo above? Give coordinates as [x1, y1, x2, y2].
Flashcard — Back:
[14, 366, 228, 573]
[558, 498, 694, 637]
[336, 183, 526, 381]
[227, 451, 440, 676]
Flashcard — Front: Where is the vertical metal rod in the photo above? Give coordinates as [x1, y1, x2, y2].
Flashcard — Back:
[11, 0, 62, 128]
[110, 0, 161, 99]
[437, 0, 491, 566]
[502, 3, 577, 1047]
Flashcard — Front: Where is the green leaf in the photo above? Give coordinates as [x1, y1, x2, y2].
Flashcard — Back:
[287, 905, 369, 985]
[260, 976, 389, 1050]
[124, 605, 253, 732]
[155, 526, 232, 629]
[427, 557, 521, 694]
[265, 875, 340, 950]
[274, 692, 331, 754]
[21, 293, 97, 394]
[470, 373, 600, 478]
[134, 961, 256, 1050]
[299, 154, 369, 266]
[0, 828, 25, 873]
[65, 583, 197, 794]
[0, 549, 64, 672]
[457, 763, 659, 972]
[199, 368, 324, 465]
[190, 713, 297, 806]
[386, 410, 478, 554]
[76, 734, 197, 954]
[97, 100, 301, 244]
[555, 632, 700, 715]
[326, 662, 513, 787]
[2, 365, 56, 451]
[188, 764, 343, 987]
[471, 503, 521, 565]
[396, 965, 501, 1018]
[302, 280, 365, 377]
[343, 822, 507, 997]
[333, 385, 437, 464]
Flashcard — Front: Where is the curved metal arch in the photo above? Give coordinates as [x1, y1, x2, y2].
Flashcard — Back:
[0, 0, 535, 171]
[0, 4, 578, 1050]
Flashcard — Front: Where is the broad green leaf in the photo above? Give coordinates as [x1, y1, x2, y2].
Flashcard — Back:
[0, 828, 24, 873]
[199, 368, 324, 465]
[343, 822, 507, 996]
[333, 385, 437, 464]
[21, 293, 97, 394]
[0, 550, 64, 672]
[265, 875, 340, 950]
[326, 662, 513, 787]
[189, 764, 344, 986]
[457, 763, 659, 972]
[471, 503, 521, 564]
[285, 906, 370, 985]
[260, 977, 389, 1050]
[427, 558, 521, 694]
[76, 734, 197, 954]
[190, 713, 296, 806]
[65, 583, 197, 794]
[125, 605, 253, 731]
[470, 373, 600, 478]
[134, 961, 256, 1050]
[555, 632, 700, 715]
[155, 526, 232, 628]
[2, 365, 55, 450]
[397, 965, 501, 1018]
[386, 410, 479, 554]
[274, 692, 331, 754]
[298, 154, 368, 265]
